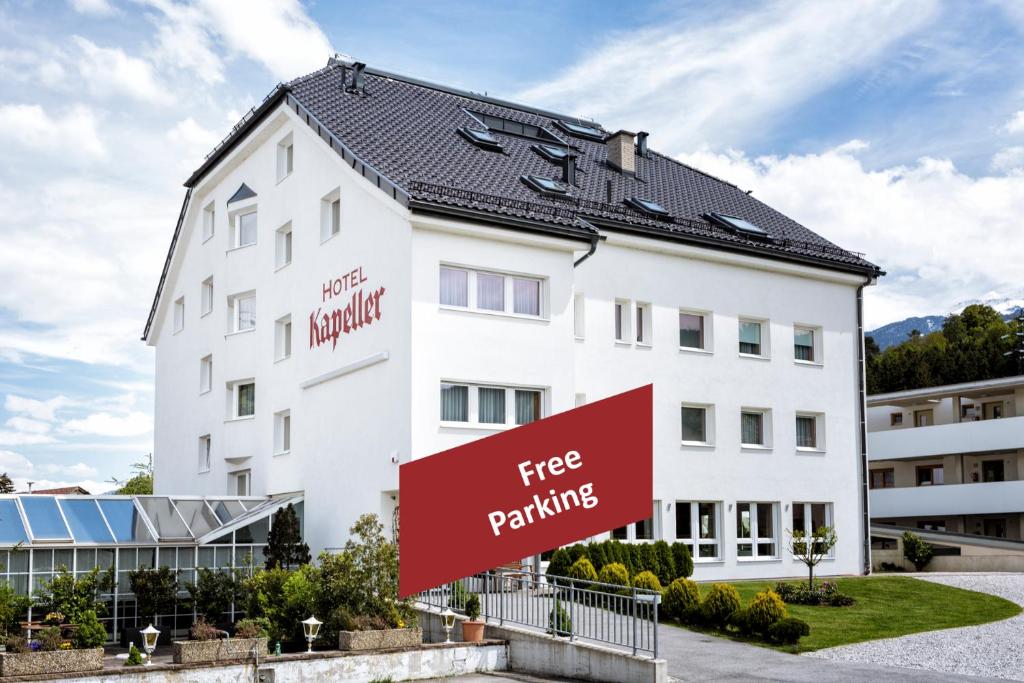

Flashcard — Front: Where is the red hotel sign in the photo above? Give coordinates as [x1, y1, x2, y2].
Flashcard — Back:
[309, 266, 386, 350]
[399, 385, 653, 597]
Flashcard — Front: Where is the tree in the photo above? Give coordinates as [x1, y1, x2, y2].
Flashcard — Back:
[902, 531, 933, 571]
[0, 474, 13, 494]
[787, 526, 838, 590]
[264, 503, 311, 570]
[111, 454, 153, 495]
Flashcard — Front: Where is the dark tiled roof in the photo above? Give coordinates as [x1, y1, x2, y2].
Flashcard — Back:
[283, 63, 881, 276]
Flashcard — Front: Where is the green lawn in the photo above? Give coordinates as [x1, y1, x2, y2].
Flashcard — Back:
[672, 576, 1021, 653]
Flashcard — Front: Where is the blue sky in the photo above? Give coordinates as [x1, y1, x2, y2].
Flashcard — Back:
[1, 0, 1023, 491]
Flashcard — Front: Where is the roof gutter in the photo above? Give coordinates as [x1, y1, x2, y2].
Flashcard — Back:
[408, 199, 597, 244]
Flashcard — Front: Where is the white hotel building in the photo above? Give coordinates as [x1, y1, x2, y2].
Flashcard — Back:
[144, 58, 882, 581]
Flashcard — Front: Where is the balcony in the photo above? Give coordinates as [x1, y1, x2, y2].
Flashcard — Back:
[871, 479, 1024, 518]
[868, 415, 1024, 461]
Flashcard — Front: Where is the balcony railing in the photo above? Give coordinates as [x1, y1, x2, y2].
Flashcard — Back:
[868, 415, 1024, 461]
[871, 479, 1024, 518]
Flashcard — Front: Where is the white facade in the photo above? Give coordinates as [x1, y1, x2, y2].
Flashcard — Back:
[867, 376, 1024, 540]
[149, 99, 872, 581]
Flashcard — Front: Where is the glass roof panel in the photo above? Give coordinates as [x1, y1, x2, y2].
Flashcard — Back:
[632, 198, 668, 215]
[210, 500, 246, 524]
[235, 517, 269, 545]
[539, 144, 568, 159]
[21, 496, 71, 540]
[527, 176, 567, 194]
[173, 500, 221, 537]
[0, 499, 27, 544]
[136, 497, 192, 539]
[712, 212, 766, 235]
[559, 121, 604, 140]
[98, 499, 153, 543]
[60, 499, 114, 543]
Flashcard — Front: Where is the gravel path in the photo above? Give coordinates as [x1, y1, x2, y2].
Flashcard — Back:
[805, 573, 1024, 680]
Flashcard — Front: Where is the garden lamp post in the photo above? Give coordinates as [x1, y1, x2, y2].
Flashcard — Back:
[140, 624, 160, 665]
[301, 616, 322, 653]
[440, 607, 456, 643]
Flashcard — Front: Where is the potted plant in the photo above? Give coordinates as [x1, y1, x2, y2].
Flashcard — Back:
[172, 618, 269, 664]
[0, 622, 105, 677]
[461, 594, 484, 643]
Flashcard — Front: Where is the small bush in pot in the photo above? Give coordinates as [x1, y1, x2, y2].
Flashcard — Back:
[73, 610, 108, 649]
[234, 618, 270, 639]
[461, 594, 485, 643]
[190, 619, 221, 641]
[124, 644, 144, 666]
[36, 627, 63, 652]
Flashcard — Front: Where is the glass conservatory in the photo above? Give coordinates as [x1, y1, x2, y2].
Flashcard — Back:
[0, 494, 303, 641]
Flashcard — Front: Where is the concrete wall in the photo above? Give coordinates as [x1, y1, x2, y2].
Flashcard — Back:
[873, 534, 1024, 572]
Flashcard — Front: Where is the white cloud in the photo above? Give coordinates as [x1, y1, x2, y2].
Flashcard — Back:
[0, 104, 105, 160]
[72, 36, 169, 104]
[145, 0, 225, 84]
[992, 146, 1024, 173]
[62, 411, 153, 437]
[1004, 110, 1024, 134]
[42, 462, 98, 478]
[69, 0, 116, 15]
[517, 0, 938, 153]
[0, 450, 34, 477]
[4, 417, 50, 434]
[675, 142, 1024, 328]
[4, 394, 70, 421]
[0, 431, 56, 446]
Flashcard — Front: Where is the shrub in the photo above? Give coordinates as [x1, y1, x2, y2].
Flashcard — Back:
[633, 544, 657, 578]
[188, 568, 239, 624]
[548, 601, 571, 637]
[4, 635, 27, 653]
[546, 549, 572, 579]
[652, 541, 676, 585]
[902, 531, 933, 571]
[880, 561, 905, 572]
[587, 542, 608, 571]
[0, 583, 30, 640]
[700, 583, 741, 628]
[36, 626, 63, 651]
[465, 594, 481, 621]
[661, 578, 700, 622]
[670, 542, 694, 579]
[190, 619, 221, 641]
[124, 644, 144, 666]
[728, 607, 752, 636]
[234, 618, 270, 639]
[263, 503, 311, 570]
[243, 568, 291, 643]
[768, 617, 810, 645]
[568, 544, 587, 563]
[129, 566, 179, 625]
[746, 590, 787, 635]
[773, 581, 855, 607]
[73, 610, 107, 649]
[37, 567, 114, 624]
[632, 570, 662, 592]
[567, 557, 598, 586]
[597, 562, 629, 590]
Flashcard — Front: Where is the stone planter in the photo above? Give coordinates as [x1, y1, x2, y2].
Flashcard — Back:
[0, 648, 104, 677]
[172, 637, 267, 664]
[338, 627, 422, 651]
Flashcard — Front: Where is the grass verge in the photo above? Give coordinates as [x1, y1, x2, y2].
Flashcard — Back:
[669, 575, 1021, 653]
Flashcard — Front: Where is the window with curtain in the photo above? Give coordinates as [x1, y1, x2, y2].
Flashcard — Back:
[440, 384, 469, 422]
[478, 387, 506, 424]
[513, 277, 540, 315]
[698, 502, 719, 558]
[741, 411, 764, 445]
[515, 389, 541, 425]
[236, 295, 256, 331]
[238, 211, 257, 247]
[439, 267, 468, 307]
[739, 320, 762, 355]
[679, 312, 704, 349]
[794, 327, 814, 361]
[681, 406, 707, 443]
[237, 383, 255, 417]
[796, 415, 817, 448]
[477, 272, 505, 311]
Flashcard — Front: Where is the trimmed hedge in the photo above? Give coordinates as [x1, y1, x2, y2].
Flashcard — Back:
[546, 540, 694, 584]
[768, 617, 810, 645]
[597, 562, 629, 590]
[632, 570, 662, 592]
[567, 557, 598, 585]
[662, 578, 700, 623]
[700, 583, 741, 628]
[746, 590, 786, 635]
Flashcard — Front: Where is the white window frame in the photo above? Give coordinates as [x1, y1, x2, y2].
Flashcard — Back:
[228, 380, 255, 420]
[614, 299, 631, 343]
[274, 410, 291, 455]
[679, 309, 712, 353]
[320, 188, 341, 243]
[795, 412, 825, 452]
[736, 501, 780, 560]
[439, 382, 546, 429]
[201, 277, 213, 317]
[274, 315, 292, 361]
[230, 209, 258, 250]
[198, 435, 211, 473]
[681, 403, 715, 447]
[740, 407, 772, 449]
[794, 324, 822, 365]
[675, 500, 722, 561]
[230, 469, 251, 496]
[573, 293, 585, 340]
[199, 355, 212, 395]
[611, 500, 661, 542]
[202, 202, 215, 242]
[635, 302, 652, 346]
[738, 317, 770, 358]
[173, 297, 185, 333]
[276, 132, 293, 183]
[275, 221, 293, 270]
[438, 265, 546, 319]
[228, 292, 256, 334]
[792, 502, 835, 559]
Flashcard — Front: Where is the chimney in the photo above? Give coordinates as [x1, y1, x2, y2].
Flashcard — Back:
[606, 130, 637, 174]
[637, 131, 649, 157]
[562, 155, 577, 186]
[348, 62, 366, 93]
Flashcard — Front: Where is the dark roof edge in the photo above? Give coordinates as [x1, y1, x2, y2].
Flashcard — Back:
[142, 188, 193, 341]
[408, 199, 597, 244]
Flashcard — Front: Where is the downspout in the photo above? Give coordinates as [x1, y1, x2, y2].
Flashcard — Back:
[574, 231, 599, 268]
[857, 278, 873, 575]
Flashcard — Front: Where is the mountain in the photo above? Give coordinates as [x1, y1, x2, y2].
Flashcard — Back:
[868, 289, 1024, 350]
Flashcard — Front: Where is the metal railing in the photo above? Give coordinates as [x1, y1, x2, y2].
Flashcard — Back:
[417, 568, 660, 658]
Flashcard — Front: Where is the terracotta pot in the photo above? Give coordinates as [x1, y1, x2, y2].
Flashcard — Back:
[461, 620, 485, 643]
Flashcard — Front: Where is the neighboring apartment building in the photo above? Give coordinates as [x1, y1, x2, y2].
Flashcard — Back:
[868, 376, 1024, 540]
[144, 57, 882, 581]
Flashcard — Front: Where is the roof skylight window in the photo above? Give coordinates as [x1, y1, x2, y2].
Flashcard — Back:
[625, 197, 670, 217]
[522, 175, 569, 195]
[468, 112, 562, 143]
[706, 212, 768, 236]
[534, 144, 570, 162]
[458, 127, 503, 151]
[555, 120, 605, 141]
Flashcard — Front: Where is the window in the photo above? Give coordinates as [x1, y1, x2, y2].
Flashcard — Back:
[320, 189, 340, 242]
[625, 197, 669, 217]
[871, 536, 897, 550]
[611, 501, 661, 542]
[870, 468, 894, 489]
[615, 300, 630, 342]
[636, 302, 651, 345]
[477, 272, 505, 311]
[914, 409, 934, 427]
[736, 502, 778, 559]
[440, 267, 469, 307]
[202, 202, 215, 241]
[706, 212, 768, 236]
[273, 315, 292, 361]
[679, 311, 707, 350]
[982, 460, 1005, 483]
[233, 211, 257, 248]
[470, 112, 562, 143]
[274, 410, 291, 454]
[276, 133, 293, 182]
[231, 381, 255, 419]
[523, 175, 568, 195]
[675, 501, 721, 560]
[739, 319, 766, 356]
[276, 222, 292, 269]
[201, 278, 213, 316]
[199, 355, 212, 394]
[534, 143, 570, 161]
[513, 278, 540, 316]
[795, 413, 823, 450]
[890, 413, 903, 426]
[231, 470, 251, 496]
[230, 293, 255, 333]
[916, 464, 943, 486]
[198, 435, 211, 473]
[439, 266, 544, 317]
[741, 409, 769, 447]
[681, 405, 711, 445]
[440, 383, 544, 427]
[917, 520, 946, 532]
[173, 297, 185, 333]
[573, 293, 585, 339]
[794, 327, 815, 362]
[555, 120, 604, 141]
[793, 502, 834, 556]
[458, 127, 503, 151]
